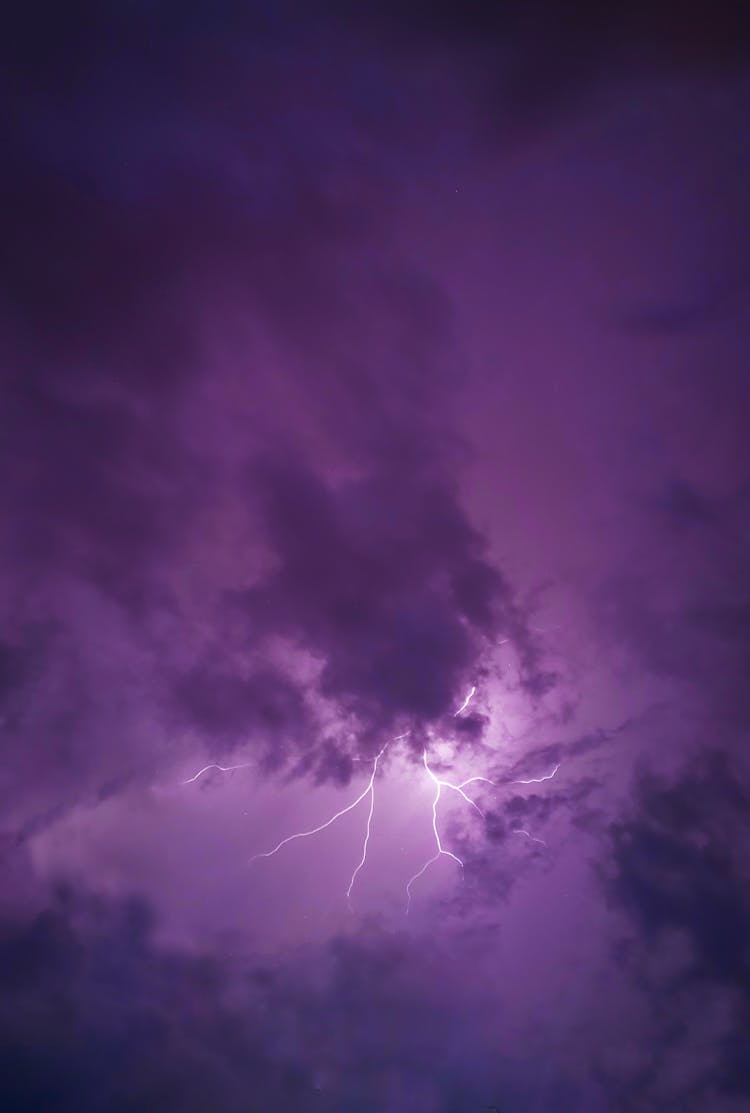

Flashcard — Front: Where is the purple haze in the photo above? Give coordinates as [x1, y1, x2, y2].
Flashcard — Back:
[2, 4, 750, 1110]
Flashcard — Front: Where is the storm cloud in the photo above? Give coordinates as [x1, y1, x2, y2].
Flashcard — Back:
[2, 4, 750, 1111]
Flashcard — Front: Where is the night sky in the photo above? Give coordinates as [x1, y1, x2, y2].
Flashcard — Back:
[3, 4, 750, 1111]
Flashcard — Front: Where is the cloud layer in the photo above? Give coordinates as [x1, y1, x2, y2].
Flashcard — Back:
[2, 5, 750, 1111]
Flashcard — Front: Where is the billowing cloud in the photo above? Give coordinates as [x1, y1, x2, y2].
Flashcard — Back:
[2, 5, 750, 1111]
[600, 752, 750, 1106]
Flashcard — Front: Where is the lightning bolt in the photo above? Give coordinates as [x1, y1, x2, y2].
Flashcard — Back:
[454, 685, 476, 716]
[405, 749, 494, 914]
[182, 762, 252, 785]
[511, 763, 560, 785]
[251, 743, 388, 910]
[513, 828, 547, 847]
[188, 688, 560, 914]
[345, 756, 379, 909]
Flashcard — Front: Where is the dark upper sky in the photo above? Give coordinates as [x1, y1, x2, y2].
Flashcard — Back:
[2, 3, 750, 1110]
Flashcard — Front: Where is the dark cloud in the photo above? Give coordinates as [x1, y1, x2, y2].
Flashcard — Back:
[600, 483, 750, 732]
[600, 751, 750, 1104]
[341, 0, 750, 150]
[0, 615, 162, 836]
[607, 752, 750, 985]
[173, 662, 313, 773]
[1, 370, 204, 602]
[653, 479, 725, 529]
[472, 769, 603, 864]
[0, 887, 582, 1112]
[0, 888, 307, 1113]
[0, 636, 37, 716]
[2, 0, 540, 830]
[241, 452, 548, 737]
[452, 710, 488, 739]
[3, 5, 749, 1111]
[354, 0, 750, 66]
[615, 273, 750, 336]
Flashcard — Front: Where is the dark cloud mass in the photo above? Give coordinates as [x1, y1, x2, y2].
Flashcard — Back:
[0, 887, 588, 1112]
[1, 3, 750, 1111]
[243, 453, 534, 727]
[601, 753, 750, 1106]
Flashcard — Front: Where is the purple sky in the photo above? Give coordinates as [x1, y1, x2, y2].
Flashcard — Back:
[3, 4, 750, 1110]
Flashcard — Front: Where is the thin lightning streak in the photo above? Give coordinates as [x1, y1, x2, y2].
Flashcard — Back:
[182, 762, 252, 785]
[351, 732, 408, 761]
[454, 685, 476, 716]
[511, 763, 560, 785]
[514, 829, 547, 847]
[250, 773, 373, 860]
[451, 774, 495, 815]
[346, 765, 377, 909]
[251, 744, 388, 910]
[235, 679, 561, 914]
[405, 749, 491, 913]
